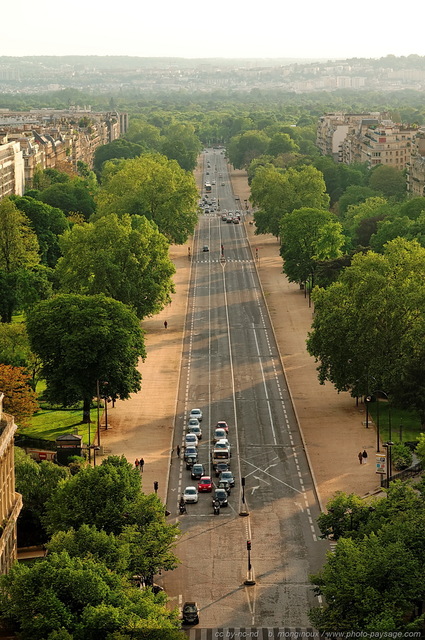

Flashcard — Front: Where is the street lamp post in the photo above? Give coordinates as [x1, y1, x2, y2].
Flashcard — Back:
[373, 390, 391, 453]
[383, 441, 394, 487]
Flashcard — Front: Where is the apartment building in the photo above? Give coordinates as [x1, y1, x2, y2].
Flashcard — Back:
[0, 138, 25, 200]
[0, 394, 22, 575]
[407, 128, 425, 197]
[316, 112, 381, 161]
[0, 108, 127, 198]
[348, 121, 416, 169]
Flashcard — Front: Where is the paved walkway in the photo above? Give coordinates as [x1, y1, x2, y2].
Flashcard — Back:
[101, 165, 380, 509]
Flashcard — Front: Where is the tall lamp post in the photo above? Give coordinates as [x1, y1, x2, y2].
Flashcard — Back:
[373, 390, 391, 453]
[383, 441, 394, 488]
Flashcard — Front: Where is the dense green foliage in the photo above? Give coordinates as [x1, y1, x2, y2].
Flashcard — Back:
[310, 483, 425, 632]
[26, 294, 146, 422]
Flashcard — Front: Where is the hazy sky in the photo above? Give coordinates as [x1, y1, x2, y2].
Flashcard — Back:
[2, 0, 425, 60]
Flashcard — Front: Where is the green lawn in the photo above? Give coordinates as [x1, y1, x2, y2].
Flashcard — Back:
[23, 406, 100, 445]
[367, 402, 423, 443]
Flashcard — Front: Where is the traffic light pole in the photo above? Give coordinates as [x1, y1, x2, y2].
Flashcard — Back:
[244, 540, 256, 585]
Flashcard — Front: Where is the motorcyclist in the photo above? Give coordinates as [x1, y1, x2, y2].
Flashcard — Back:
[179, 496, 186, 513]
[213, 498, 220, 514]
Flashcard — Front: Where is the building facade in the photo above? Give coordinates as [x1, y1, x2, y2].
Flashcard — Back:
[0, 108, 127, 199]
[0, 394, 22, 575]
[407, 128, 425, 197]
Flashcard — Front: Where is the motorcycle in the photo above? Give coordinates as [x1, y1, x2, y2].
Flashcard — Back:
[213, 500, 220, 515]
[179, 500, 187, 515]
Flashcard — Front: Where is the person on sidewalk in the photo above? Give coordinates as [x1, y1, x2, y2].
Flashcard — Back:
[140, 458, 144, 472]
[362, 449, 368, 461]
[358, 451, 363, 465]
[164, 321, 168, 329]
[176, 445, 180, 457]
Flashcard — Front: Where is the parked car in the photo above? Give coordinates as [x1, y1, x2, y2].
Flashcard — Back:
[189, 408, 203, 422]
[198, 476, 213, 492]
[182, 602, 199, 625]
[183, 486, 199, 503]
[191, 463, 205, 479]
[202, 245, 209, 252]
[213, 488, 228, 507]
[233, 218, 240, 224]
[219, 470, 235, 487]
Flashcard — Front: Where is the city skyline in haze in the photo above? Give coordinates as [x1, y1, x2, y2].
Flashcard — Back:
[2, 0, 425, 61]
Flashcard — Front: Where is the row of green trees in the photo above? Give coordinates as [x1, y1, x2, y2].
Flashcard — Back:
[0, 148, 200, 423]
[1, 451, 185, 639]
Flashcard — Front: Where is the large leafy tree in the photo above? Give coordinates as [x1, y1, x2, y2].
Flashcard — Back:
[26, 294, 146, 422]
[43, 456, 179, 582]
[311, 482, 425, 632]
[280, 208, 344, 284]
[12, 195, 69, 267]
[96, 153, 199, 244]
[93, 138, 145, 174]
[307, 238, 425, 422]
[14, 448, 70, 545]
[55, 214, 175, 319]
[0, 364, 38, 427]
[251, 164, 330, 237]
[227, 130, 271, 169]
[160, 122, 202, 171]
[368, 164, 407, 200]
[0, 198, 42, 322]
[0, 551, 183, 640]
[39, 178, 96, 219]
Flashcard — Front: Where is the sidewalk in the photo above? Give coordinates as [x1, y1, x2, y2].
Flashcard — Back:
[101, 165, 380, 509]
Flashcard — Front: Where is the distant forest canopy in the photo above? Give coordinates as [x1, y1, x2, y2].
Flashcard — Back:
[1, 87, 425, 127]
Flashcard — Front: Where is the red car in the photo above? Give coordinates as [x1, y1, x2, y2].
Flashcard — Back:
[216, 421, 229, 434]
[198, 476, 213, 492]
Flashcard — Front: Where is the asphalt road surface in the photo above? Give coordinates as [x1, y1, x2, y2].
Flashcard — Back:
[164, 149, 329, 633]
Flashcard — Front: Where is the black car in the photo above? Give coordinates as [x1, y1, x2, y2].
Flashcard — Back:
[191, 463, 205, 480]
[215, 462, 229, 477]
[185, 455, 198, 469]
[213, 488, 228, 507]
[182, 602, 199, 625]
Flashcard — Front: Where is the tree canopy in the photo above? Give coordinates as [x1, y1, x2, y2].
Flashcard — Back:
[0, 365, 38, 427]
[26, 294, 146, 422]
[307, 238, 425, 422]
[55, 213, 175, 319]
[95, 154, 199, 245]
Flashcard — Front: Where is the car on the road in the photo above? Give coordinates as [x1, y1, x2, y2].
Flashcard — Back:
[221, 215, 228, 222]
[214, 462, 229, 477]
[182, 602, 199, 625]
[221, 181, 225, 186]
[183, 486, 199, 503]
[189, 408, 203, 422]
[217, 479, 231, 494]
[215, 438, 231, 452]
[233, 218, 240, 224]
[191, 463, 205, 479]
[226, 216, 233, 223]
[213, 427, 227, 442]
[188, 424, 202, 439]
[185, 454, 198, 469]
[213, 488, 228, 507]
[216, 421, 229, 433]
[219, 470, 235, 487]
[188, 417, 200, 428]
[202, 245, 209, 252]
[198, 476, 213, 492]
[204, 208, 210, 214]
[185, 433, 198, 447]
[212, 180, 216, 185]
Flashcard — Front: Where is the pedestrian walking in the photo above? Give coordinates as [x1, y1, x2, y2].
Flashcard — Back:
[140, 458, 144, 472]
[176, 445, 180, 458]
[164, 320, 168, 329]
[362, 449, 368, 460]
[358, 451, 363, 465]
[134, 458, 139, 469]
